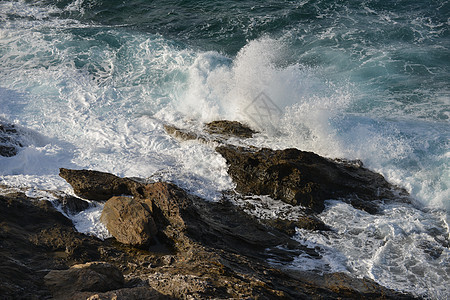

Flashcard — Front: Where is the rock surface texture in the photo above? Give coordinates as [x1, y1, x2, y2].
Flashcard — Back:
[205, 120, 257, 138]
[101, 196, 158, 246]
[216, 145, 407, 213]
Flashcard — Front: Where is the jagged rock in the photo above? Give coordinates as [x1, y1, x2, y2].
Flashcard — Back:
[59, 168, 140, 201]
[216, 145, 407, 213]
[0, 121, 24, 157]
[44, 262, 124, 299]
[205, 120, 257, 138]
[101, 196, 158, 247]
[55, 194, 90, 215]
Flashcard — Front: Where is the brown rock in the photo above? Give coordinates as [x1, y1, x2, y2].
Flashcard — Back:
[205, 120, 257, 138]
[59, 168, 140, 201]
[57, 170, 416, 299]
[100, 196, 158, 246]
[216, 145, 408, 213]
[44, 262, 124, 299]
[0, 192, 104, 299]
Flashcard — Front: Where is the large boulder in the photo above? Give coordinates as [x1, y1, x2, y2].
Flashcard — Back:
[216, 145, 407, 213]
[59, 168, 140, 201]
[44, 262, 124, 299]
[100, 196, 158, 246]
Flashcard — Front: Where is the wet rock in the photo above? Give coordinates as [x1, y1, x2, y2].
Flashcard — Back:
[205, 120, 257, 138]
[263, 216, 330, 236]
[44, 262, 124, 299]
[163, 124, 207, 143]
[101, 196, 158, 247]
[55, 194, 90, 215]
[59, 168, 140, 201]
[216, 145, 407, 213]
[0, 121, 24, 157]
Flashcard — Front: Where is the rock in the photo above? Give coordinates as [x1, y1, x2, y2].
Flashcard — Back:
[216, 145, 407, 213]
[55, 194, 90, 215]
[100, 196, 158, 247]
[0, 121, 24, 157]
[59, 168, 140, 201]
[0, 192, 103, 299]
[163, 124, 207, 143]
[57, 170, 417, 299]
[44, 262, 124, 299]
[263, 216, 330, 236]
[205, 120, 257, 138]
[72, 286, 166, 300]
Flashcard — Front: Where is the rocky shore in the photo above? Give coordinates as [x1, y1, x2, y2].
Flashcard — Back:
[0, 120, 416, 299]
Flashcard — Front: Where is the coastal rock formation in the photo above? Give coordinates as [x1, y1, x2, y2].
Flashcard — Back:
[59, 168, 140, 201]
[0, 121, 24, 157]
[0, 174, 415, 299]
[58, 169, 413, 299]
[101, 196, 158, 246]
[164, 120, 257, 144]
[205, 120, 257, 138]
[216, 145, 407, 213]
[44, 262, 124, 298]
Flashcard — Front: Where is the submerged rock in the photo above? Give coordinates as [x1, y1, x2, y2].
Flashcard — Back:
[163, 124, 207, 143]
[216, 145, 407, 213]
[205, 120, 257, 138]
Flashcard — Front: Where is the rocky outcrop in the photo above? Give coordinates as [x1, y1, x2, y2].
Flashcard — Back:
[205, 120, 257, 138]
[101, 196, 158, 247]
[55, 169, 414, 299]
[216, 145, 407, 213]
[59, 168, 140, 201]
[164, 120, 257, 144]
[44, 262, 124, 299]
[1, 173, 415, 299]
[0, 121, 24, 157]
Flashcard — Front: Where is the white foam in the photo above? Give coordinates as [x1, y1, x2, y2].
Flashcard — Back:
[289, 201, 450, 298]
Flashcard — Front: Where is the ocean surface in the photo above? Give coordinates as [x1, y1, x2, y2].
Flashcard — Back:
[0, 0, 448, 298]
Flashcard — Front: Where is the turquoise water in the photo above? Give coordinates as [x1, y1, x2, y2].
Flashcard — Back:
[0, 0, 449, 297]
